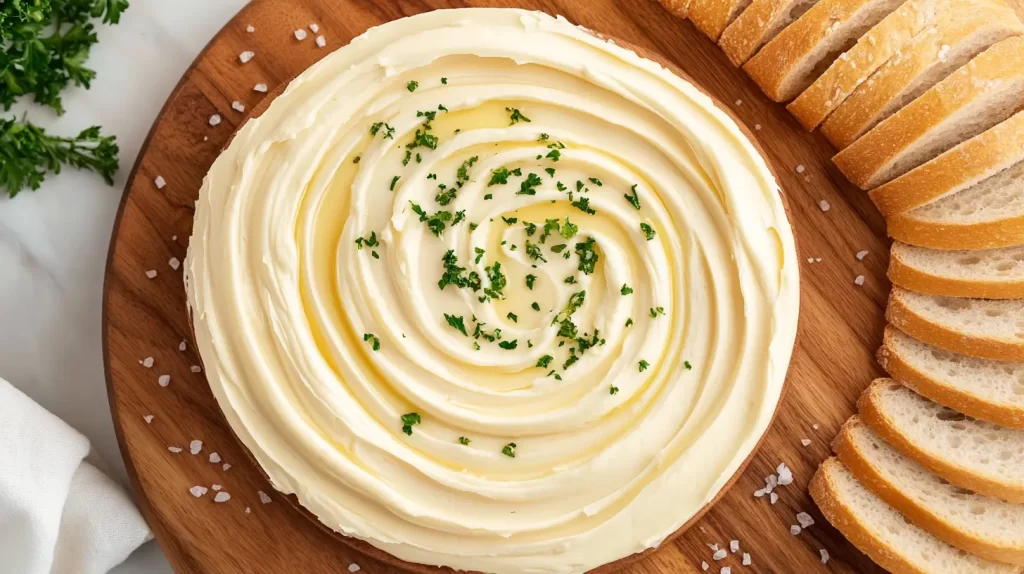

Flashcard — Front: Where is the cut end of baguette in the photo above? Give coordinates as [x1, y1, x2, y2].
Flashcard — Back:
[658, 0, 694, 18]
[889, 242, 1024, 300]
[811, 457, 1021, 574]
[858, 378, 1024, 503]
[719, 0, 819, 67]
[688, 0, 754, 40]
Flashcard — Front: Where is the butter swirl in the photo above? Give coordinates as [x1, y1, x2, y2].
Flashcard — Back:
[185, 8, 799, 574]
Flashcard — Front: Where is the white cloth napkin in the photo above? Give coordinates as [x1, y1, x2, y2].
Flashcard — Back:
[0, 378, 151, 574]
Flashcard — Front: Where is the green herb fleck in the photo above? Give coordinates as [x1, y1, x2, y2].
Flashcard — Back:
[525, 274, 537, 290]
[589, 177, 603, 186]
[624, 184, 641, 210]
[638, 360, 650, 372]
[532, 302, 540, 311]
[407, 80, 419, 92]
[502, 443, 517, 458]
[506, 107, 531, 125]
[641, 223, 656, 241]
[390, 175, 401, 191]
[621, 284, 633, 295]
[458, 436, 470, 445]
[575, 237, 599, 275]
[684, 361, 692, 370]
[518, 172, 542, 195]
[649, 306, 665, 318]
[400, 412, 421, 435]
[572, 196, 596, 215]
[525, 240, 546, 263]
[498, 340, 518, 350]
[501, 216, 518, 226]
[444, 314, 468, 336]
[560, 218, 578, 240]
[363, 333, 381, 351]
[609, 385, 619, 395]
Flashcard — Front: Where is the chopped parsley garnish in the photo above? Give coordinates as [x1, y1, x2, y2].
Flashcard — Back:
[400, 412, 421, 435]
[455, 155, 478, 182]
[484, 193, 493, 200]
[458, 436, 470, 445]
[626, 318, 634, 327]
[369, 122, 395, 140]
[589, 177, 603, 186]
[488, 167, 510, 186]
[441, 77, 448, 84]
[684, 361, 692, 370]
[531, 302, 540, 311]
[353, 156, 361, 164]
[545, 149, 561, 162]
[438, 250, 481, 291]
[390, 175, 401, 191]
[523, 222, 537, 236]
[649, 306, 665, 318]
[557, 319, 578, 339]
[407, 80, 419, 92]
[641, 222, 656, 240]
[525, 240, 546, 263]
[502, 443, 517, 458]
[410, 202, 460, 236]
[538, 133, 550, 141]
[564, 276, 576, 284]
[507, 312, 518, 323]
[621, 284, 633, 295]
[518, 172, 542, 195]
[371, 251, 379, 259]
[545, 167, 556, 177]
[550, 244, 567, 253]
[638, 360, 650, 372]
[483, 261, 507, 301]
[556, 181, 567, 192]
[576, 180, 586, 193]
[506, 107, 531, 125]
[525, 274, 537, 290]
[575, 237, 599, 274]
[537, 355, 553, 368]
[363, 333, 380, 351]
[610, 385, 619, 395]
[501, 216, 518, 226]
[560, 218, 578, 239]
[624, 184, 641, 210]
[444, 313, 468, 336]
[354, 231, 379, 250]
[572, 196, 596, 215]
[498, 340, 518, 350]
[540, 219, 560, 243]
[474, 247, 485, 264]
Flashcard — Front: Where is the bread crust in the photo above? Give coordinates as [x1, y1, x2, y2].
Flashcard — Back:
[869, 111, 1024, 218]
[787, 0, 943, 131]
[657, 0, 693, 18]
[888, 211, 1024, 251]
[835, 417, 1024, 564]
[689, 0, 751, 40]
[718, 0, 797, 67]
[858, 379, 1024, 503]
[820, 0, 1024, 150]
[878, 327, 1024, 428]
[887, 244, 1024, 300]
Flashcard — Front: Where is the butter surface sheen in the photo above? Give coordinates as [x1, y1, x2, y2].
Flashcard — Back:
[185, 8, 799, 574]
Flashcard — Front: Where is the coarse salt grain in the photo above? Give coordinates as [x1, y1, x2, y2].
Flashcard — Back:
[721, 568, 731, 574]
[232, 101, 245, 112]
[190, 486, 208, 497]
[795, 164, 805, 174]
[179, 340, 187, 351]
[854, 275, 865, 286]
[245, 507, 251, 514]
[820, 549, 830, 564]
[191, 365, 202, 373]
[701, 562, 709, 571]
[735, 99, 742, 106]
[790, 525, 802, 535]
[348, 564, 361, 572]
[742, 553, 751, 566]
[777, 463, 793, 485]
[169, 257, 180, 270]
[813, 423, 820, 430]
[246, 25, 255, 33]
[168, 446, 182, 453]
[713, 549, 727, 561]
[797, 512, 815, 528]
[801, 438, 811, 447]
[172, 235, 177, 241]
[259, 490, 272, 504]
[294, 29, 308, 40]
[754, 124, 761, 131]
[212, 484, 222, 491]
[239, 51, 254, 63]
[154, 175, 166, 189]
[316, 35, 326, 48]
[254, 83, 268, 93]
[142, 357, 154, 368]
[209, 452, 222, 463]
[158, 375, 170, 387]
[190, 440, 203, 455]
[309, 23, 319, 33]
[209, 114, 222, 126]
[770, 492, 778, 504]
[223, 463, 231, 471]
[145, 270, 157, 279]
[144, 415, 154, 424]
[818, 200, 831, 212]
[729, 540, 739, 553]
[214, 492, 231, 503]
[856, 250, 868, 260]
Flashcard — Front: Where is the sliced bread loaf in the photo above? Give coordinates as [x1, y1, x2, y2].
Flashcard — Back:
[859, 378, 1024, 503]
[869, 110, 1024, 218]
[718, 0, 820, 67]
[688, 0, 753, 40]
[787, 0, 945, 131]
[742, 0, 908, 102]
[836, 416, 1024, 564]
[889, 242, 1024, 299]
[658, 0, 694, 18]
[888, 158, 1024, 251]
[820, 0, 1024, 150]
[886, 286, 1024, 362]
[810, 457, 1021, 573]
[833, 36, 1024, 189]
[878, 326, 1024, 429]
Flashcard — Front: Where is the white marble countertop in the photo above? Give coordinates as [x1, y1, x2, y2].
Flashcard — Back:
[0, 0, 246, 571]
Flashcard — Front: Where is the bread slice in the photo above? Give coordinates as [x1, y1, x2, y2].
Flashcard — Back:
[810, 457, 1021, 573]
[869, 110, 1024, 218]
[688, 0, 753, 40]
[833, 36, 1024, 189]
[888, 158, 1024, 250]
[820, 0, 1024, 150]
[835, 416, 1024, 565]
[878, 326, 1024, 429]
[742, 0, 907, 102]
[886, 286, 1024, 362]
[859, 378, 1024, 503]
[787, 0, 945, 131]
[658, 0, 694, 18]
[717, 0, 820, 67]
[889, 242, 1024, 299]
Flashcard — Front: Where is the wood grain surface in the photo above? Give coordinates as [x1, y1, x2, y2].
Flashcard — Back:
[102, 1, 893, 572]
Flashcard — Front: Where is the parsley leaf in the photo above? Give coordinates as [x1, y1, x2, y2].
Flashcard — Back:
[624, 184, 641, 210]
[502, 443, 516, 457]
[525, 274, 537, 290]
[498, 340, 518, 350]
[400, 412, 421, 435]
[407, 80, 419, 92]
[641, 222, 656, 240]
[518, 172, 542, 195]
[488, 167, 510, 186]
[536, 355, 553, 368]
[506, 107, 531, 125]
[609, 385, 619, 395]
[574, 237, 599, 275]
[638, 360, 650, 372]
[621, 284, 633, 295]
[363, 333, 381, 351]
[444, 313, 468, 336]
[1, 119, 119, 197]
[649, 306, 665, 318]
[458, 436, 470, 445]
[571, 196, 596, 215]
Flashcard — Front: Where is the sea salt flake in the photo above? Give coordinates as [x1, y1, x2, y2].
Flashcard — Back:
[770, 492, 778, 504]
[856, 250, 869, 260]
[179, 340, 187, 351]
[294, 29, 308, 40]
[168, 446, 182, 453]
[254, 83, 268, 93]
[222, 463, 232, 471]
[158, 375, 170, 387]
[729, 540, 739, 553]
[742, 553, 751, 566]
[231, 101, 245, 112]
[722, 568, 731, 574]
[735, 99, 742, 106]
[145, 269, 157, 279]
[143, 415, 154, 424]
[209, 114, 222, 126]
[309, 23, 319, 33]
[209, 452, 222, 463]
[214, 492, 231, 503]
[191, 365, 202, 373]
[190, 486, 208, 497]
[239, 51, 254, 63]
[348, 564, 361, 572]
[190, 440, 203, 455]
[801, 438, 812, 447]
[797, 512, 815, 528]
[754, 123, 761, 131]
[820, 549, 830, 564]
[790, 525, 802, 535]
[701, 562, 709, 571]
[713, 549, 727, 561]
[245, 507, 251, 514]
[169, 257, 180, 270]
[818, 200, 831, 212]
[212, 484, 222, 491]
[315, 35, 327, 48]
[154, 175, 166, 189]
[813, 423, 820, 430]
[142, 357, 154, 368]
[795, 164, 805, 174]
[246, 25, 255, 33]
[259, 490, 272, 504]
[854, 275, 865, 286]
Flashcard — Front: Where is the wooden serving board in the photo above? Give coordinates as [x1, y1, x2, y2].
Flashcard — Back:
[102, 1, 893, 572]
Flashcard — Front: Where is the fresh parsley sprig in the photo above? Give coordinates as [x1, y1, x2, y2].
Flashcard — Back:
[1, 117, 118, 197]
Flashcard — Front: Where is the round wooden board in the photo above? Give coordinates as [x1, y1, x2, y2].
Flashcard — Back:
[103, 1, 892, 572]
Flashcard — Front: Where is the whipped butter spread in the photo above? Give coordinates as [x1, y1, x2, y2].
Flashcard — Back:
[185, 8, 799, 574]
